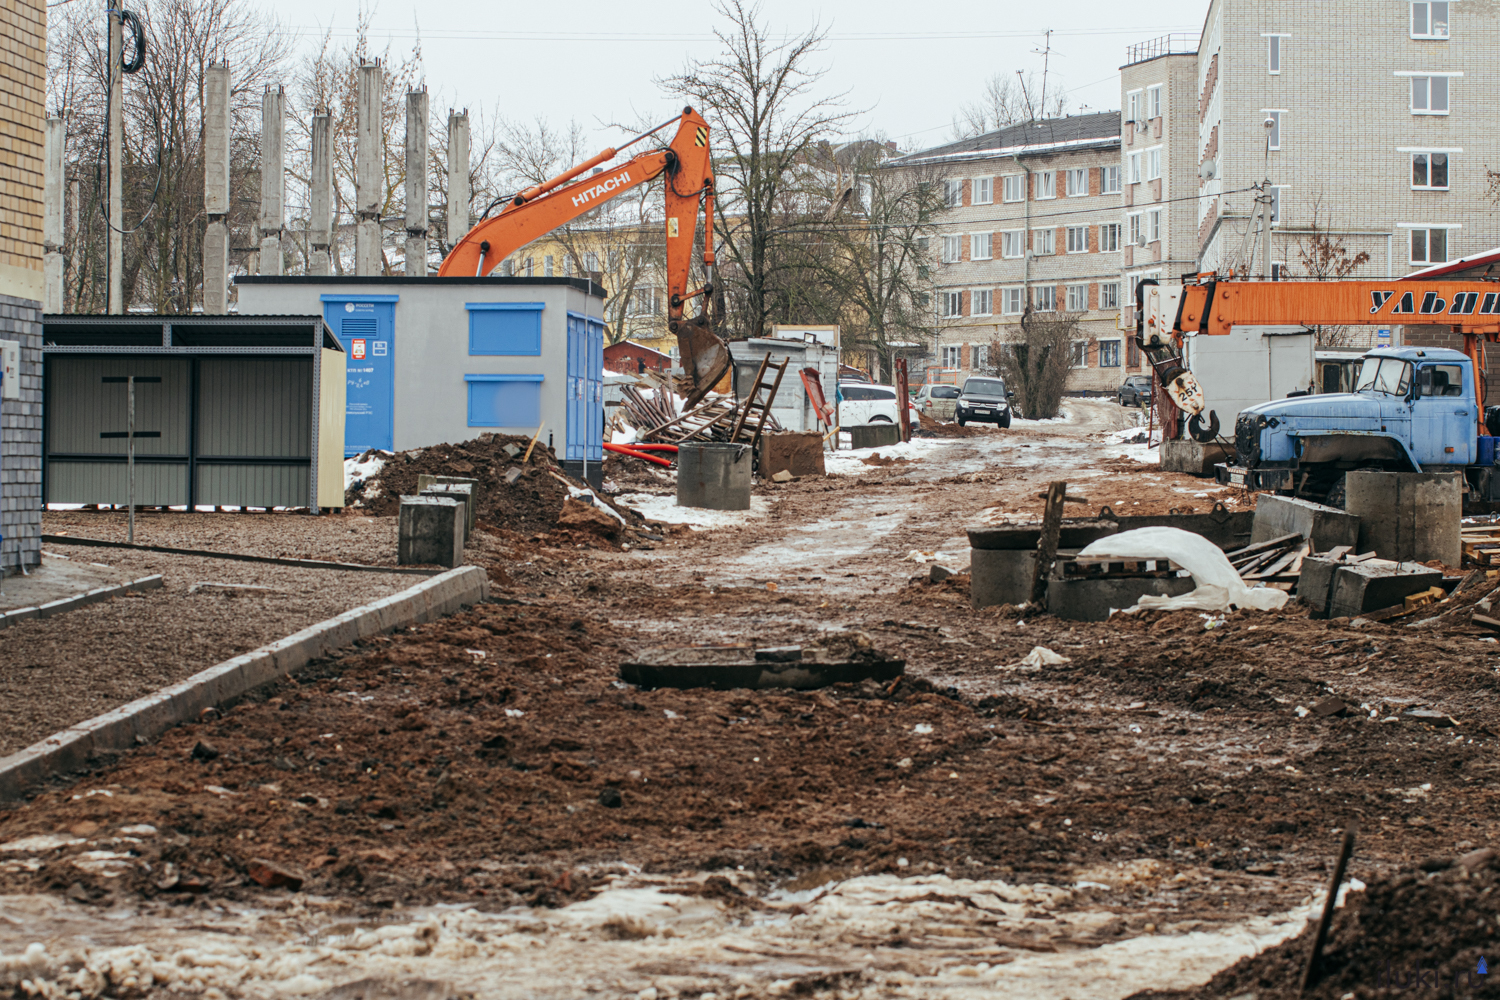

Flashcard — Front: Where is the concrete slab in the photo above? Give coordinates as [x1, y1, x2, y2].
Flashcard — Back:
[1294, 555, 1342, 618]
[1110, 510, 1254, 551]
[1345, 470, 1462, 566]
[759, 432, 826, 478]
[848, 424, 901, 449]
[971, 548, 1038, 609]
[620, 645, 904, 690]
[1328, 561, 1444, 618]
[1045, 575, 1198, 622]
[1251, 495, 1360, 552]
[399, 496, 465, 568]
[0, 559, 133, 612]
[967, 520, 1117, 551]
[1161, 438, 1233, 476]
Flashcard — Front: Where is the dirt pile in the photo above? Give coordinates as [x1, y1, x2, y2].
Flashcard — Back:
[1131, 851, 1500, 999]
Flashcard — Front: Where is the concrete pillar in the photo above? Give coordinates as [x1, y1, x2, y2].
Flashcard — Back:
[107, 14, 124, 314]
[404, 89, 428, 277]
[259, 85, 285, 276]
[398, 496, 464, 568]
[43, 117, 64, 313]
[355, 61, 383, 276]
[308, 111, 333, 275]
[203, 62, 231, 313]
[446, 109, 469, 248]
[1345, 470, 1462, 566]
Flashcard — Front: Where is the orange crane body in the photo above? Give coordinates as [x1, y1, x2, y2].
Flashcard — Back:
[437, 108, 729, 403]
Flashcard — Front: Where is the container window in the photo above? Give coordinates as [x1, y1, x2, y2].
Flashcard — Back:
[467, 303, 544, 355]
[466, 375, 544, 427]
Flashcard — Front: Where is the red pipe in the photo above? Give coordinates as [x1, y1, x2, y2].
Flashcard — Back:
[628, 443, 679, 452]
[604, 442, 673, 467]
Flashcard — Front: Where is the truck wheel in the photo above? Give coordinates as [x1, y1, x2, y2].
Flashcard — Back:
[1325, 475, 1347, 509]
[999, 413, 1011, 429]
[957, 416, 967, 427]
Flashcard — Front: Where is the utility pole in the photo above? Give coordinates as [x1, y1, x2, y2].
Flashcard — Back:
[259, 85, 285, 275]
[404, 89, 429, 276]
[309, 110, 333, 274]
[447, 109, 470, 251]
[354, 61, 383, 276]
[1260, 115, 1275, 279]
[107, 13, 123, 314]
[43, 117, 64, 313]
[203, 63, 230, 313]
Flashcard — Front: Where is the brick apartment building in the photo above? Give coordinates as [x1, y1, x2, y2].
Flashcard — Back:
[0, 0, 45, 574]
[896, 113, 1130, 392]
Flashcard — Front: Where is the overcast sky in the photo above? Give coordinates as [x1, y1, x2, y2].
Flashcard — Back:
[259, 0, 1207, 152]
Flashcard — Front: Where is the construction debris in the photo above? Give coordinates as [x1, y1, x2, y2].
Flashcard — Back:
[620, 637, 904, 690]
[614, 370, 784, 447]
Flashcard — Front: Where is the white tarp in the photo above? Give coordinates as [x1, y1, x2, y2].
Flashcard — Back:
[1078, 526, 1290, 614]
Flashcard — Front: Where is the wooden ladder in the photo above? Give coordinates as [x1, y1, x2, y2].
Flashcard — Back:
[729, 355, 789, 450]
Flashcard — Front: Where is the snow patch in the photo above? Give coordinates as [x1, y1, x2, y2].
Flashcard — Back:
[344, 452, 390, 491]
[616, 492, 772, 529]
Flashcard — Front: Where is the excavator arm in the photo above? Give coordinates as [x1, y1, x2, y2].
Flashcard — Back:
[438, 107, 730, 404]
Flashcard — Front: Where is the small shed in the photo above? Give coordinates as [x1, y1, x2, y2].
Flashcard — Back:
[604, 340, 671, 375]
[236, 276, 606, 484]
[728, 339, 839, 434]
[42, 314, 346, 512]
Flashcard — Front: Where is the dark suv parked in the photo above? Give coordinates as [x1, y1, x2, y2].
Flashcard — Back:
[956, 377, 1013, 428]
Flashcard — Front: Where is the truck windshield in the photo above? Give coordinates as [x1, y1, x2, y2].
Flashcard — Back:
[1356, 357, 1413, 396]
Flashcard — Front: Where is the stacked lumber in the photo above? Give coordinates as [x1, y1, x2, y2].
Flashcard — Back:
[615, 374, 782, 446]
[1224, 532, 1311, 591]
[1463, 524, 1500, 566]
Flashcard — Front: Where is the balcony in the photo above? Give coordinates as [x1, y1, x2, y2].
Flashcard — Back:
[1125, 34, 1199, 66]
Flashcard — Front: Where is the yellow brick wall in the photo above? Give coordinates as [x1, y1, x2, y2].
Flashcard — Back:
[0, 0, 45, 303]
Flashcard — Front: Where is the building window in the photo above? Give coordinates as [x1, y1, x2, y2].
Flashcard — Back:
[1146, 147, 1162, 181]
[1266, 111, 1281, 150]
[943, 179, 963, 207]
[1102, 165, 1121, 194]
[1412, 1, 1449, 38]
[1001, 287, 1025, 315]
[544, 254, 554, 277]
[524, 257, 534, 277]
[941, 235, 961, 263]
[1033, 228, 1056, 255]
[971, 232, 993, 260]
[1002, 174, 1025, 203]
[1410, 227, 1449, 264]
[972, 289, 993, 316]
[1069, 340, 1088, 367]
[1127, 90, 1141, 124]
[1066, 284, 1088, 312]
[1128, 151, 1142, 184]
[1099, 340, 1122, 367]
[939, 290, 963, 317]
[941, 344, 961, 368]
[1066, 226, 1089, 253]
[1066, 168, 1088, 197]
[1100, 282, 1120, 310]
[1412, 152, 1450, 190]
[585, 251, 600, 272]
[626, 288, 661, 317]
[564, 255, 574, 277]
[1128, 213, 1144, 247]
[1147, 85, 1162, 118]
[1268, 35, 1281, 74]
[1001, 230, 1024, 258]
[1149, 209, 1162, 243]
[1101, 223, 1121, 252]
[1034, 286, 1057, 312]
[1127, 339, 1141, 367]
[1411, 75, 1451, 114]
[1035, 171, 1056, 199]
[973, 177, 993, 205]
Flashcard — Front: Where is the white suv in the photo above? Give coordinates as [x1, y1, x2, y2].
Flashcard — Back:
[838, 381, 900, 426]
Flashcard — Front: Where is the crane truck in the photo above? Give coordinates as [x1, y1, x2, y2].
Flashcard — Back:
[438, 107, 731, 405]
[1137, 276, 1500, 507]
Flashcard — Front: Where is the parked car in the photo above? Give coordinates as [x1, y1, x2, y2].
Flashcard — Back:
[956, 377, 1013, 428]
[838, 381, 901, 426]
[914, 383, 960, 421]
[1117, 374, 1154, 407]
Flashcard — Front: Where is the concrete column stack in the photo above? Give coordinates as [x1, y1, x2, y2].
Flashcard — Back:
[107, 14, 123, 314]
[308, 111, 333, 275]
[354, 60, 383, 276]
[42, 117, 64, 313]
[202, 62, 231, 314]
[404, 89, 428, 276]
[446, 109, 469, 251]
[259, 85, 285, 276]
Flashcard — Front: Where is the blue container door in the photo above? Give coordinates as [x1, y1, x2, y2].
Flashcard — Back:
[323, 296, 398, 456]
[565, 313, 587, 461]
[586, 318, 605, 462]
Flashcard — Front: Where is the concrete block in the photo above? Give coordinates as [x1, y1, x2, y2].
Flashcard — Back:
[1046, 575, 1199, 622]
[1252, 495, 1360, 552]
[967, 519, 1117, 551]
[1160, 438, 1232, 476]
[678, 442, 752, 511]
[420, 483, 474, 540]
[971, 548, 1037, 609]
[399, 495, 465, 567]
[1345, 470, 1462, 566]
[1295, 555, 1342, 617]
[848, 423, 901, 449]
[760, 432, 826, 478]
[1328, 561, 1445, 619]
[1110, 510, 1254, 551]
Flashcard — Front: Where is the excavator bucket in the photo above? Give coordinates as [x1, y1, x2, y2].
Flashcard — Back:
[675, 318, 732, 407]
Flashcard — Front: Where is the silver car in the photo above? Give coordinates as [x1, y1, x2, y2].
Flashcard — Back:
[913, 383, 959, 420]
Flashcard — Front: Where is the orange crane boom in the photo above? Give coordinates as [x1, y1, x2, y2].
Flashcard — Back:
[438, 107, 729, 403]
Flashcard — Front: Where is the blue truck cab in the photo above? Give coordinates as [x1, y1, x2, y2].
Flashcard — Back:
[1218, 346, 1495, 503]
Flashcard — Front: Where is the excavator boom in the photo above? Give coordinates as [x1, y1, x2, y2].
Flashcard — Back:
[437, 108, 730, 404]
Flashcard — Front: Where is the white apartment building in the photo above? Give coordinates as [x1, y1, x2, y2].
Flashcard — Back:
[895, 113, 1130, 392]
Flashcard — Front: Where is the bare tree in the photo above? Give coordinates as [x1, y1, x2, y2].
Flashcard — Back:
[993, 309, 1078, 419]
[660, 0, 858, 340]
[951, 71, 1069, 140]
[1294, 204, 1373, 348]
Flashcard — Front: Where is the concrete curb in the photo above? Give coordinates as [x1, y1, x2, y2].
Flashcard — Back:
[0, 565, 489, 803]
[0, 574, 164, 629]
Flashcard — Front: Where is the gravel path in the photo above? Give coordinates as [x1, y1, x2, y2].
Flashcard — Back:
[44, 510, 400, 565]
[0, 541, 414, 756]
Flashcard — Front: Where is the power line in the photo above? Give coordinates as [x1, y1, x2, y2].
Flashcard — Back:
[276, 24, 1200, 44]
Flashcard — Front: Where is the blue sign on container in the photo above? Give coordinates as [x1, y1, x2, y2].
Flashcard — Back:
[322, 295, 398, 456]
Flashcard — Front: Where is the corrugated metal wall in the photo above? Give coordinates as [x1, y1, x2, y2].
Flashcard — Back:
[195, 358, 312, 506]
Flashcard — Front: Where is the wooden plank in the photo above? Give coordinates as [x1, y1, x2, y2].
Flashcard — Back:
[1247, 546, 1304, 580]
[1225, 533, 1303, 559]
[1032, 481, 1066, 605]
[1323, 545, 1353, 563]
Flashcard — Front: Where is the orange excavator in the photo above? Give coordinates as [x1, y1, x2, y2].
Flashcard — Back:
[437, 107, 731, 404]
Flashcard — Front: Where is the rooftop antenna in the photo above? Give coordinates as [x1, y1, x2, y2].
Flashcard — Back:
[1036, 30, 1053, 120]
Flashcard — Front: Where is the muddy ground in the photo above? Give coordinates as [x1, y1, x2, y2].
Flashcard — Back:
[3, 400, 1497, 999]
